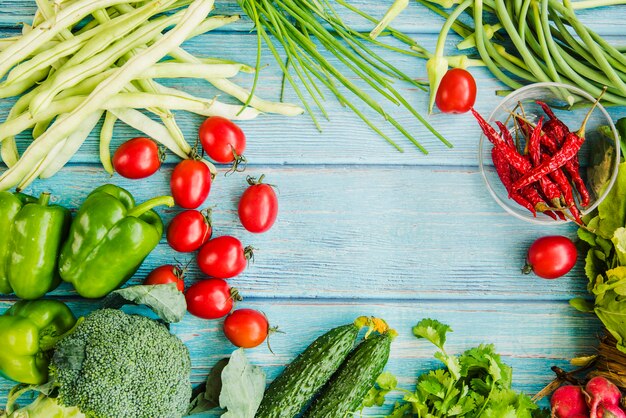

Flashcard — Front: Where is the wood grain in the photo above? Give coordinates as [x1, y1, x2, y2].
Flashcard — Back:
[7, 164, 587, 301]
[1, 28, 625, 166]
[0, 0, 623, 35]
[0, 299, 602, 413]
[0, 1, 621, 416]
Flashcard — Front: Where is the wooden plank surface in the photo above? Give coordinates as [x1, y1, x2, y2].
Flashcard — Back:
[0, 299, 602, 412]
[0, 0, 621, 415]
[13, 164, 585, 301]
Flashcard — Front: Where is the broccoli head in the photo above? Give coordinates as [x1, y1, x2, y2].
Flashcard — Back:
[49, 309, 192, 418]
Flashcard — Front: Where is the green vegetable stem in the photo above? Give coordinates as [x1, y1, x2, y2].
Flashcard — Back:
[58, 184, 173, 299]
[379, 318, 543, 417]
[421, 0, 626, 105]
[0, 300, 76, 385]
[0, 191, 70, 300]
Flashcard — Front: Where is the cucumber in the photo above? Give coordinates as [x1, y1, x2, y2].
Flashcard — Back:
[255, 322, 361, 418]
[302, 329, 395, 418]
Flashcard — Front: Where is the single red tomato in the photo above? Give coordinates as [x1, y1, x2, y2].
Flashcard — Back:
[435, 68, 477, 114]
[144, 265, 185, 292]
[112, 137, 162, 179]
[223, 309, 269, 348]
[199, 116, 246, 166]
[185, 278, 240, 319]
[197, 236, 252, 279]
[171, 159, 212, 209]
[238, 175, 278, 233]
[167, 210, 212, 252]
[523, 235, 577, 279]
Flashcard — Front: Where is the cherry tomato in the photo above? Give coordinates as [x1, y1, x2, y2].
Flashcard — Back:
[435, 68, 477, 114]
[524, 235, 577, 279]
[197, 236, 252, 279]
[199, 116, 246, 165]
[112, 137, 162, 179]
[185, 278, 239, 319]
[223, 309, 269, 348]
[144, 265, 185, 292]
[167, 210, 212, 252]
[171, 159, 212, 209]
[238, 175, 278, 233]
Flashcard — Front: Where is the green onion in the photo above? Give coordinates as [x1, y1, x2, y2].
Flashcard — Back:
[238, 0, 450, 153]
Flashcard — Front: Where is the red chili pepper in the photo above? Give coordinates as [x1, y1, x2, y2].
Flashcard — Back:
[508, 157, 557, 220]
[512, 94, 601, 192]
[512, 132, 583, 191]
[472, 108, 504, 146]
[524, 118, 561, 207]
[495, 121, 514, 148]
[541, 133, 590, 207]
[536, 101, 570, 145]
[545, 156, 582, 224]
[492, 147, 536, 216]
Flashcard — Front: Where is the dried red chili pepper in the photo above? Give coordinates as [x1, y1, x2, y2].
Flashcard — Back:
[526, 118, 562, 208]
[512, 97, 601, 192]
[472, 108, 504, 146]
[546, 156, 582, 224]
[541, 133, 590, 207]
[495, 121, 514, 148]
[536, 100, 569, 145]
[492, 147, 536, 216]
[508, 157, 558, 220]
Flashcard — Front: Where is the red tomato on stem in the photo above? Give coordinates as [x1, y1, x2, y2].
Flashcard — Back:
[238, 175, 278, 233]
[197, 236, 253, 279]
[223, 309, 270, 348]
[199, 116, 247, 171]
[167, 209, 213, 252]
[185, 278, 241, 319]
[144, 264, 185, 292]
[523, 235, 577, 279]
[435, 68, 477, 114]
[112, 137, 163, 179]
[171, 159, 212, 209]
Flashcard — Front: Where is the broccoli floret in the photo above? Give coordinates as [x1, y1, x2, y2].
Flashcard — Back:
[49, 309, 192, 418]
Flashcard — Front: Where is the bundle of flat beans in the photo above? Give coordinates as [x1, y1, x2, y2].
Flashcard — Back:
[0, 0, 304, 191]
[472, 100, 598, 224]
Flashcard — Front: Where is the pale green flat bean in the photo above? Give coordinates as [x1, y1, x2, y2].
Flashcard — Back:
[0, 0, 216, 190]
[0, 0, 145, 79]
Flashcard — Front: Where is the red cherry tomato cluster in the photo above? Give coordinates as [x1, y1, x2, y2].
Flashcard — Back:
[126, 117, 279, 349]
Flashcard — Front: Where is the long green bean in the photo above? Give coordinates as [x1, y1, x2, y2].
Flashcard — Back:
[99, 111, 117, 174]
[0, 0, 216, 191]
[0, 0, 145, 79]
[29, 10, 187, 116]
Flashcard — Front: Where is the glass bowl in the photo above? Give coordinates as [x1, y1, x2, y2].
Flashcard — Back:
[478, 82, 620, 224]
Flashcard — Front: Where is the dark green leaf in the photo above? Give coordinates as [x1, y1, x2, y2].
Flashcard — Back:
[103, 283, 186, 323]
[569, 297, 595, 313]
[220, 348, 266, 418]
[187, 358, 229, 415]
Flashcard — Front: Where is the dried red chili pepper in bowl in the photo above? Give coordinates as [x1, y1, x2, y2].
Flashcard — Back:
[476, 82, 619, 225]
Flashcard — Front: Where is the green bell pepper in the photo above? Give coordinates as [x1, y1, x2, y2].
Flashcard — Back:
[59, 184, 174, 299]
[0, 300, 76, 384]
[0, 192, 70, 300]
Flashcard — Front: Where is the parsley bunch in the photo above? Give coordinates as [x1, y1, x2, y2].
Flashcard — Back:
[380, 319, 548, 418]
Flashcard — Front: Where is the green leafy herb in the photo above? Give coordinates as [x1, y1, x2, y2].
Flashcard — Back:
[378, 318, 544, 417]
[103, 283, 187, 323]
[363, 372, 398, 408]
[187, 349, 266, 417]
[220, 348, 266, 418]
[188, 358, 229, 415]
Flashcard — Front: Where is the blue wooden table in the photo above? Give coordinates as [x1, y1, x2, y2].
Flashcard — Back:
[1, 1, 626, 414]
